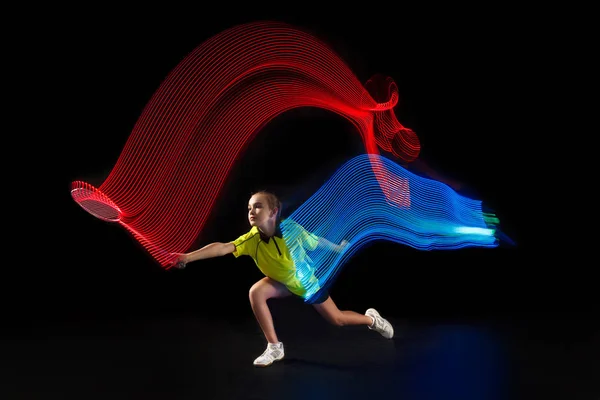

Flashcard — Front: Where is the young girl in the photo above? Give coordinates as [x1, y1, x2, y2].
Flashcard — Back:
[172, 190, 394, 367]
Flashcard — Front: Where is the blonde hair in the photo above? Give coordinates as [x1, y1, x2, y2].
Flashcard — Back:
[251, 190, 282, 219]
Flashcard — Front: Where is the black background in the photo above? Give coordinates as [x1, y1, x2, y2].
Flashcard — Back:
[20, 7, 581, 327]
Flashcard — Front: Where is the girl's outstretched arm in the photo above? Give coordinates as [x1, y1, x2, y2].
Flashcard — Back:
[172, 242, 235, 268]
[316, 237, 349, 253]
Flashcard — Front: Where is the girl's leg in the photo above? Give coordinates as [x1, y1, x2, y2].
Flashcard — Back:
[249, 277, 292, 343]
[312, 296, 373, 326]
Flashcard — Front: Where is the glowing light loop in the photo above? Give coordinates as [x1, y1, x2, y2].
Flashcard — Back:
[71, 21, 421, 267]
[281, 154, 502, 303]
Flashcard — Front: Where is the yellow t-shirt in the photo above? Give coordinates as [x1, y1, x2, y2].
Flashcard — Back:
[230, 223, 320, 298]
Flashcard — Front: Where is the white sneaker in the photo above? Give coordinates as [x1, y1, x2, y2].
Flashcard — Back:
[253, 342, 284, 367]
[366, 308, 394, 339]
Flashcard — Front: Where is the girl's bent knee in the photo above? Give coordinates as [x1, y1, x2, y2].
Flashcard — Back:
[249, 285, 267, 304]
[248, 286, 259, 301]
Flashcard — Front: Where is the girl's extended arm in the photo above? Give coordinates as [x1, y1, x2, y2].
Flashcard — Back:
[173, 242, 235, 268]
[186, 242, 235, 261]
[316, 237, 349, 253]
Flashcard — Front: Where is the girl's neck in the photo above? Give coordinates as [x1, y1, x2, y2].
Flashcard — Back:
[258, 220, 276, 237]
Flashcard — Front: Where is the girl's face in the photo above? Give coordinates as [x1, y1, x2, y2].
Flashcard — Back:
[248, 194, 276, 228]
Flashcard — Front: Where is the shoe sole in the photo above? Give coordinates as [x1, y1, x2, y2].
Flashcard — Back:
[253, 355, 284, 367]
